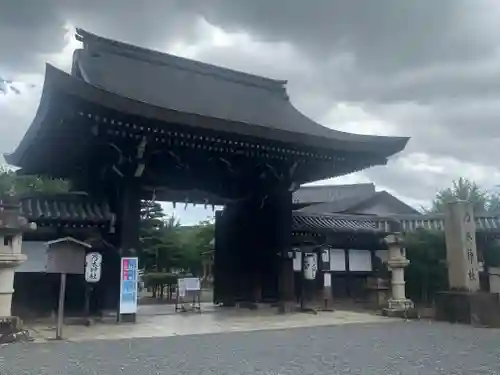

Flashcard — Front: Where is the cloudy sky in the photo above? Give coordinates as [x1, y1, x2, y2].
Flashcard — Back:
[2, 0, 500, 224]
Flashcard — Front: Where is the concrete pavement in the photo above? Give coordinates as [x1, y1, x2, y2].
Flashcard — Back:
[27, 308, 395, 342]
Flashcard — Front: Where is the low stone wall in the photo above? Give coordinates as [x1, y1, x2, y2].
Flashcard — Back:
[435, 291, 500, 327]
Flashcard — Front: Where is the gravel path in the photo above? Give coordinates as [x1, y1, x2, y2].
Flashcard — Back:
[1, 321, 500, 374]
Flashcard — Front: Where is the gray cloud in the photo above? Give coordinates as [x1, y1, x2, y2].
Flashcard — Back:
[190, 0, 500, 105]
[2, 0, 500, 209]
[0, 0, 202, 76]
[0, 0, 67, 75]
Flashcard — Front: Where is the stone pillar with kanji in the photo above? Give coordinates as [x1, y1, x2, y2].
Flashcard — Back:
[444, 200, 480, 291]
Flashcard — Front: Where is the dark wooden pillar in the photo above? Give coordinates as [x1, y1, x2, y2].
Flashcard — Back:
[213, 209, 236, 306]
[116, 180, 141, 322]
[262, 189, 294, 312]
[213, 189, 293, 309]
[118, 180, 141, 256]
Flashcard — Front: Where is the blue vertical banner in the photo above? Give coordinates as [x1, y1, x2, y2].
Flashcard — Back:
[119, 257, 138, 314]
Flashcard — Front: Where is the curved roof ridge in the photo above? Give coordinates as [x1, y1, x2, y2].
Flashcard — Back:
[75, 28, 287, 97]
[288, 103, 409, 144]
[298, 183, 376, 190]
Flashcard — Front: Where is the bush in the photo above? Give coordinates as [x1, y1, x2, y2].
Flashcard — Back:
[142, 272, 178, 289]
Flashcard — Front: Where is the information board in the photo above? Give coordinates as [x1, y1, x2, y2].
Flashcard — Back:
[183, 277, 201, 291]
[175, 277, 202, 312]
[119, 257, 138, 314]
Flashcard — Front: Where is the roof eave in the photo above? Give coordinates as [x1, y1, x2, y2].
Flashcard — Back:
[4, 65, 57, 168]
[46, 236, 92, 248]
[8, 63, 410, 166]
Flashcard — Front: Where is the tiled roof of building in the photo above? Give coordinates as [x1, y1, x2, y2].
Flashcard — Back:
[296, 186, 419, 216]
[293, 183, 376, 205]
[375, 214, 500, 233]
[291, 211, 500, 235]
[19, 193, 115, 230]
[292, 212, 382, 233]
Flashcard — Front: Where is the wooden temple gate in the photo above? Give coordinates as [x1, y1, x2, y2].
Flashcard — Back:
[4, 28, 409, 317]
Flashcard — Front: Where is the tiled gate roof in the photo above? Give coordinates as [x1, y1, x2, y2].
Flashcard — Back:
[19, 193, 115, 230]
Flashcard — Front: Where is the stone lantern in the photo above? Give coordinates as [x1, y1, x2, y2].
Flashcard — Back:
[383, 222, 414, 317]
[0, 196, 32, 319]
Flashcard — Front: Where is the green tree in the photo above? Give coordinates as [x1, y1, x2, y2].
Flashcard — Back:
[157, 214, 183, 271]
[429, 177, 500, 214]
[430, 177, 487, 213]
[487, 194, 500, 213]
[139, 200, 165, 270]
[177, 220, 214, 275]
[0, 166, 69, 195]
[404, 229, 448, 304]
[139, 200, 183, 272]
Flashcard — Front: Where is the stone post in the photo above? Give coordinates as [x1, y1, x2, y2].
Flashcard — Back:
[434, 200, 500, 326]
[0, 197, 30, 319]
[383, 232, 414, 316]
[443, 200, 480, 291]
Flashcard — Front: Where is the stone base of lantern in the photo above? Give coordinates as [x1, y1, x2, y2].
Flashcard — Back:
[383, 298, 418, 319]
[0, 316, 31, 345]
[0, 316, 22, 334]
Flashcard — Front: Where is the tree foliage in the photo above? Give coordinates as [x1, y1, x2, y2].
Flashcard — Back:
[404, 229, 448, 304]
[0, 166, 69, 195]
[139, 200, 183, 272]
[138, 200, 214, 276]
[429, 177, 500, 213]
[177, 220, 215, 275]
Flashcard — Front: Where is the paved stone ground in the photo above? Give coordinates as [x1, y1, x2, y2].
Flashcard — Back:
[2, 321, 500, 374]
[27, 309, 394, 342]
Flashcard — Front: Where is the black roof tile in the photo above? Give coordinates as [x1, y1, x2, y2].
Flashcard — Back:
[292, 212, 381, 233]
[292, 212, 500, 235]
[70, 28, 408, 153]
[19, 193, 115, 230]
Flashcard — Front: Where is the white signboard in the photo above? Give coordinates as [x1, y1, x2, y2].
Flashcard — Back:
[85, 252, 102, 283]
[329, 249, 346, 271]
[119, 257, 138, 314]
[348, 250, 372, 272]
[293, 249, 302, 271]
[183, 277, 201, 291]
